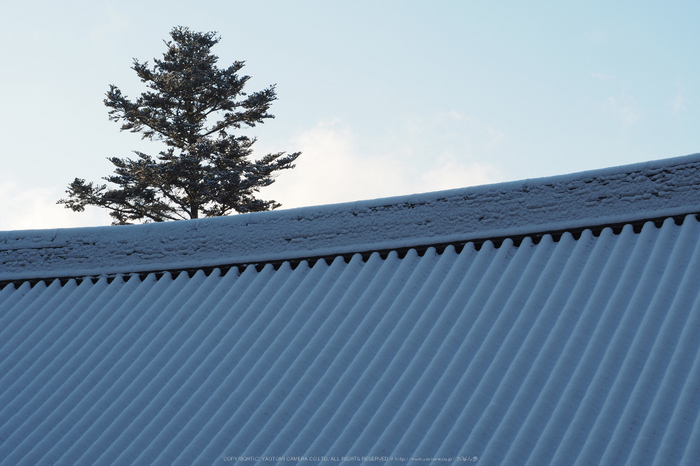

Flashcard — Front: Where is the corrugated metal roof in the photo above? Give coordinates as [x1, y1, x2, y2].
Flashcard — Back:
[2, 215, 700, 465]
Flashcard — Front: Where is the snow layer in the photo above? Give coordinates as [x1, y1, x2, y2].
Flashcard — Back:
[2, 153, 700, 281]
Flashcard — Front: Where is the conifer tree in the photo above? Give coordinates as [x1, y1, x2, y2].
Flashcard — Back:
[59, 26, 300, 224]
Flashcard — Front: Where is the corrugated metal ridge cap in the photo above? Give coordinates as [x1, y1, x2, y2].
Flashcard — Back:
[2, 152, 700, 282]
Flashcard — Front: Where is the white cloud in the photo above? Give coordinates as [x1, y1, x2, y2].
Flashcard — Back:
[261, 117, 503, 210]
[590, 72, 617, 81]
[260, 121, 410, 208]
[602, 92, 642, 125]
[420, 156, 500, 192]
[0, 181, 111, 232]
[670, 93, 689, 116]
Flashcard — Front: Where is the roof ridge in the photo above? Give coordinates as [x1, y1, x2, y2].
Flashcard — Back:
[2, 153, 700, 282]
[2, 212, 694, 290]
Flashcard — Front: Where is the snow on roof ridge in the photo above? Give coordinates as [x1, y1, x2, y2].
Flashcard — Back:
[2, 153, 700, 281]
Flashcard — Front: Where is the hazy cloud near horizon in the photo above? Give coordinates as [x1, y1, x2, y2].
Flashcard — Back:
[262, 115, 504, 209]
[0, 182, 111, 231]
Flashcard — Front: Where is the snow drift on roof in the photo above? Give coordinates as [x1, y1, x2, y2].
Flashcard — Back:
[2, 153, 700, 281]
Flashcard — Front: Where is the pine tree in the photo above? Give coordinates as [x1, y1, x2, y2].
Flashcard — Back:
[59, 26, 300, 224]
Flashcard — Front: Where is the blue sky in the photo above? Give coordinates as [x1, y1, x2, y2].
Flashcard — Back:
[1, 1, 699, 230]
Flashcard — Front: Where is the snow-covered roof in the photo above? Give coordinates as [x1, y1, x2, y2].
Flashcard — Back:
[2, 153, 700, 283]
[2, 154, 700, 465]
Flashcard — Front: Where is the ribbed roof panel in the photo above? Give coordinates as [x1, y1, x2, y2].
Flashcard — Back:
[1, 216, 700, 465]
